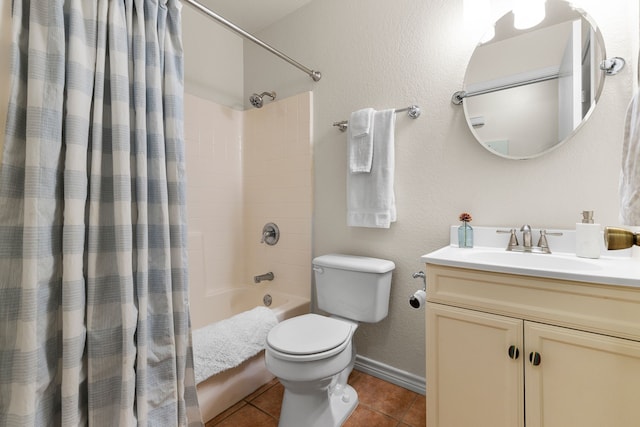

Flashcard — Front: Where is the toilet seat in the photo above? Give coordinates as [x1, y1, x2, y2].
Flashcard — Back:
[267, 314, 355, 362]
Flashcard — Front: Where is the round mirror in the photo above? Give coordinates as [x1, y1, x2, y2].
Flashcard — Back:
[458, 0, 607, 159]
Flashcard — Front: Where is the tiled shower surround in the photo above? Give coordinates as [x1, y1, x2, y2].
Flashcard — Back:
[184, 91, 313, 327]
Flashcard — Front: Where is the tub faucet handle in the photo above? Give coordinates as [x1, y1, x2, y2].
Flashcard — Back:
[260, 223, 280, 245]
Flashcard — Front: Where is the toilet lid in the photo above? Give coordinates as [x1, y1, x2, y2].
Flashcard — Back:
[267, 314, 354, 355]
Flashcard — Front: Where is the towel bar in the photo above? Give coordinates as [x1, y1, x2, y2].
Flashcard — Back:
[333, 105, 421, 132]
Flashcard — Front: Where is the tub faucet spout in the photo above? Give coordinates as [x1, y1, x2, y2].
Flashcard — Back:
[254, 272, 274, 283]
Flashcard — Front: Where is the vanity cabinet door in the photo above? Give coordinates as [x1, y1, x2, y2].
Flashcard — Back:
[524, 321, 640, 427]
[426, 303, 524, 427]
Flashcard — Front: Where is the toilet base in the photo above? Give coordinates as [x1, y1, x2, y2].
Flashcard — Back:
[278, 384, 358, 427]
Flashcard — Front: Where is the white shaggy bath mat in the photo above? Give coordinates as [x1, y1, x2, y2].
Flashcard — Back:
[192, 306, 278, 383]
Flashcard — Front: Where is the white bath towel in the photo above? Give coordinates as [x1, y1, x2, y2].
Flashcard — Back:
[347, 109, 397, 228]
[348, 108, 375, 173]
[620, 91, 640, 225]
[192, 306, 278, 384]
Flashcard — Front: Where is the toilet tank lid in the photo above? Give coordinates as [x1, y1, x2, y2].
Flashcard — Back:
[312, 254, 395, 273]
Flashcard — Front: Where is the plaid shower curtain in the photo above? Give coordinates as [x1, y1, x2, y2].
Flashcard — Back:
[0, 0, 202, 425]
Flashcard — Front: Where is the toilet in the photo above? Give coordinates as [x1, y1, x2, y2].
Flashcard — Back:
[265, 254, 395, 427]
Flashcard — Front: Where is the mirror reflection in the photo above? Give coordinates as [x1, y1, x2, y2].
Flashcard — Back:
[458, 0, 606, 159]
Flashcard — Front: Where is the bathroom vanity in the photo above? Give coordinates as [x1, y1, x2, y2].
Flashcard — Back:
[422, 228, 640, 427]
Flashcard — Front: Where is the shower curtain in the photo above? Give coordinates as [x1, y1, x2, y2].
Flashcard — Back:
[0, 1, 202, 425]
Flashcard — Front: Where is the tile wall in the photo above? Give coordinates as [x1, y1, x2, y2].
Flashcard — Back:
[184, 91, 312, 328]
[184, 94, 244, 328]
[243, 92, 313, 297]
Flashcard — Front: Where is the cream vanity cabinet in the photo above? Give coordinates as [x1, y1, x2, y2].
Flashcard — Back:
[425, 264, 640, 427]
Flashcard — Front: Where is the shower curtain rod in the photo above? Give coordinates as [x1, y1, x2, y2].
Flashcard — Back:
[183, 0, 322, 82]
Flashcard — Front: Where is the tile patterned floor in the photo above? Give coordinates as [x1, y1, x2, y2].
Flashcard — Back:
[205, 369, 426, 427]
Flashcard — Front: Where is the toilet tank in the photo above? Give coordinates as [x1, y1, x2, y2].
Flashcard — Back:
[312, 254, 395, 323]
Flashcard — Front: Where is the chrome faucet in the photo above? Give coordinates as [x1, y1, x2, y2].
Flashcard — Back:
[521, 224, 533, 249]
[497, 226, 562, 254]
[254, 272, 274, 283]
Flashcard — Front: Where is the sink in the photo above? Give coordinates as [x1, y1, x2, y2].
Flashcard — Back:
[461, 249, 603, 272]
[421, 226, 640, 287]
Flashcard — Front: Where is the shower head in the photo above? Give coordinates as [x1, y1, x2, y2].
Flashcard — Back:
[249, 91, 276, 108]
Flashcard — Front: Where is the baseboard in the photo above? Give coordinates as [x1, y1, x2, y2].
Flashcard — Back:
[354, 354, 426, 396]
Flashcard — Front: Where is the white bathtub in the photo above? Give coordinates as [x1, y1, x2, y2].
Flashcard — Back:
[194, 287, 310, 423]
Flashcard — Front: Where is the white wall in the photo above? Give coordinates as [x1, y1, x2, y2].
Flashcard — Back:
[244, 0, 639, 377]
[182, 6, 245, 108]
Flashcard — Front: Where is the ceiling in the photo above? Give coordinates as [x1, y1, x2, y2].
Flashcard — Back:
[196, 0, 313, 33]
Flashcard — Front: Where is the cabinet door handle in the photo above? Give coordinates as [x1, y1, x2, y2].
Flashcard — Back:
[508, 345, 520, 360]
[529, 352, 541, 366]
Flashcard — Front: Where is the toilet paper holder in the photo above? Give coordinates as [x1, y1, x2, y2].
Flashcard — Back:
[409, 271, 426, 309]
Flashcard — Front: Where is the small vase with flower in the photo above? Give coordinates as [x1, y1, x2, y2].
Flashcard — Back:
[458, 212, 474, 248]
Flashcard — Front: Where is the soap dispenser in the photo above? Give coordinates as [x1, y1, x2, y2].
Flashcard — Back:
[576, 210, 601, 259]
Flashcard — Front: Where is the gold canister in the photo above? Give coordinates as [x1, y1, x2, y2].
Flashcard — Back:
[604, 227, 638, 250]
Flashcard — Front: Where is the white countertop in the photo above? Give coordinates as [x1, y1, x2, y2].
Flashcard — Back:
[421, 226, 640, 288]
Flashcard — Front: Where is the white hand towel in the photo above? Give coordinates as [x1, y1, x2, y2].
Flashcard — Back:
[347, 109, 397, 228]
[620, 91, 640, 225]
[348, 108, 375, 173]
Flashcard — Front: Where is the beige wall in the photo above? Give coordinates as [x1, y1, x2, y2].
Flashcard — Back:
[244, 0, 639, 377]
[185, 91, 312, 328]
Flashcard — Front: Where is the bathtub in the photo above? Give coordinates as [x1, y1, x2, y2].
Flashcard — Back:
[193, 287, 310, 423]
